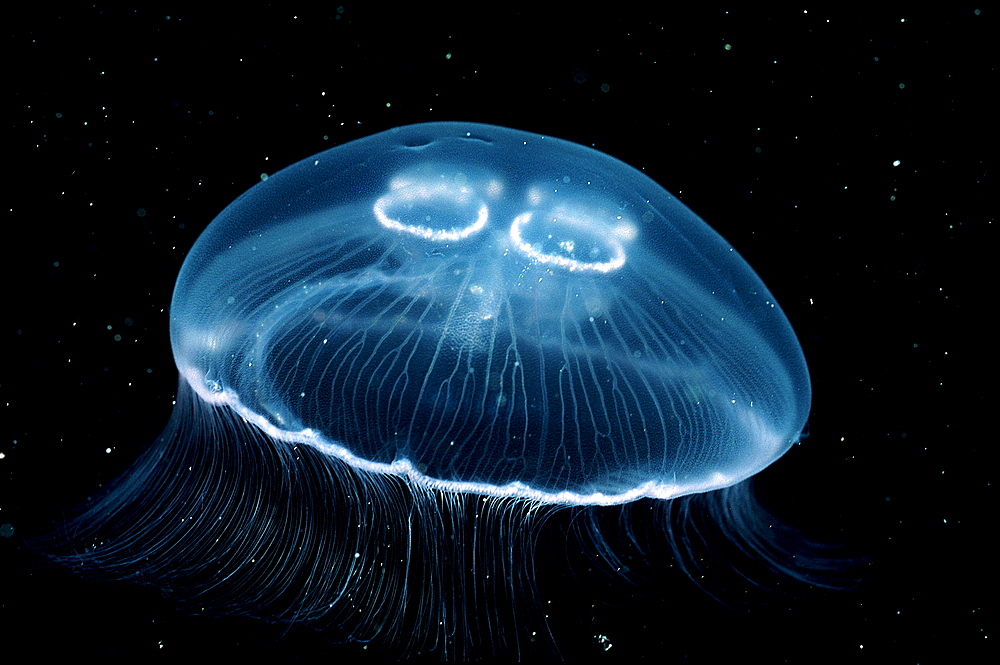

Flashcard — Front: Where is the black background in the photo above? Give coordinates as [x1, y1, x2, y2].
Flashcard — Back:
[4, 5, 992, 663]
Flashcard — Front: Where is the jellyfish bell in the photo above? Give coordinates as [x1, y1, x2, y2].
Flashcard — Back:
[172, 122, 809, 504]
[57, 122, 828, 658]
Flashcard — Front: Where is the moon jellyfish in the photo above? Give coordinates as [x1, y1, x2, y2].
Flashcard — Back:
[56, 122, 830, 658]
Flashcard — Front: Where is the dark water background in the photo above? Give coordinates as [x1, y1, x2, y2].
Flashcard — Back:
[5, 6, 991, 663]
